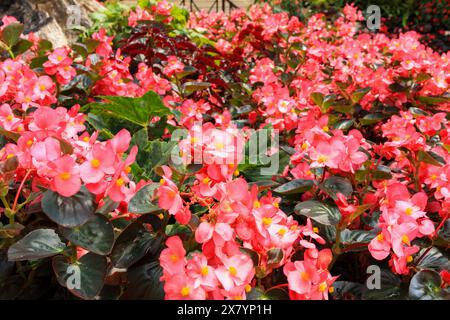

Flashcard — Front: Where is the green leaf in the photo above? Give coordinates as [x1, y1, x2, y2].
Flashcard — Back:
[331, 281, 367, 300]
[388, 83, 406, 92]
[121, 261, 165, 299]
[182, 82, 211, 95]
[363, 269, 403, 300]
[273, 179, 315, 195]
[340, 229, 376, 249]
[333, 119, 354, 131]
[409, 107, 429, 117]
[247, 287, 289, 300]
[138, 140, 177, 178]
[409, 270, 450, 300]
[267, 248, 283, 267]
[294, 201, 341, 225]
[360, 113, 384, 126]
[417, 95, 450, 105]
[0, 127, 20, 142]
[89, 90, 170, 127]
[417, 150, 446, 167]
[12, 39, 32, 55]
[128, 183, 161, 214]
[41, 187, 96, 227]
[59, 214, 114, 255]
[110, 215, 163, 268]
[1, 23, 24, 47]
[310, 92, 324, 108]
[8, 229, 66, 261]
[351, 87, 371, 103]
[53, 253, 107, 299]
[414, 247, 450, 271]
[319, 176, 353, 200]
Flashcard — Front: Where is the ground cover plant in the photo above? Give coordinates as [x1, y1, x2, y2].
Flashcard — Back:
[0, 0, 449, 300]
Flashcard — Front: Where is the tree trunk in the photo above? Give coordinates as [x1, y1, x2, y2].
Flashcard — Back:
[0, 0, 104, 47]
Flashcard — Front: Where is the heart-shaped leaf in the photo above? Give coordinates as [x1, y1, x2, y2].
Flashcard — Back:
[319, 176, 353, 199]
[128, 183, 161, 214]
[418, 150, 446, 167]
[409, 270, 450, 300]
[294, 201, 341, 225]
[1, 23, 24, 47]
[41, 187, 96, 227]
[53, 253, 107, 300]
[273, 179, 315, 195]
[110, 215, 163, 268]
[414, 247, 450, 271]
[59, 214, 115, 255]
[121, 261, 165, 299]
[8, 229, 66, 261]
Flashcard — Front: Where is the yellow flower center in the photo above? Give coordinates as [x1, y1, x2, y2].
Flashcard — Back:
[26, 140, 33, 147]
[83, 136, 90, 142]
[322, 125, 329, 132]
[215, 142, 224, 150]
[277, 228, 286, 236]
[377, 233, 384, 241]
[262, 217, 272, 226]
[125, 166, 131, 174]
[180, 287, 190, 297]
[430, 174, 437, 180]
[245, 284, 252, 293]
[90, 159, 101, 168]
[56, 56, 63, 61]
[200, 266, 209, 276]
[405, 207, 413, 216]
[253, 200, 261, 209]
[59, 172, 71, 181]
[328, 286, 334, 294]
[301, 143, 308, 150]
[318, 155, 328, 163]
[300, 272, 310, 281]
[313, 227, 319, 233]
[229, 266, 237, 276]
[401, 235, 410, 245]
[116, 178, 124, 187]
[6, 153, 15, 159]
[170, 254, 178, 263]
[406, 256, 413, 263]
[233, 169, 240, 176]
[6, 114, 14, 121]
[202, 177, 210, 184]
[160, 179, 166, 185]
[319, 282, 328, 292]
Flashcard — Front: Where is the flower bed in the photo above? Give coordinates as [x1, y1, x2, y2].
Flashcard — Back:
[0, 0, 449, 300]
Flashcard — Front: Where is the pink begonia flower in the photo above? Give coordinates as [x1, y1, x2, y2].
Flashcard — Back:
[160, 236, 187, 278]
[163, 274, 206, 300]
[163, 56, 184, 77]
[0, 104, 21, 130]
[309, 138, 345, 169]
[79, 143, 116, 184]
[214, 254, 254, 291]
[105, 146, 137, 202]
[108, 129, 131, 155]
[186, 253, 219, 290]
[157, 166, 183, 216]
[92, 28, 114, 58]
[368, 231, 391, 260]
[48, 155, 81, 197]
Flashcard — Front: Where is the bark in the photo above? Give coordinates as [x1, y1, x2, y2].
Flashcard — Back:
[0, 0, 104, 47]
